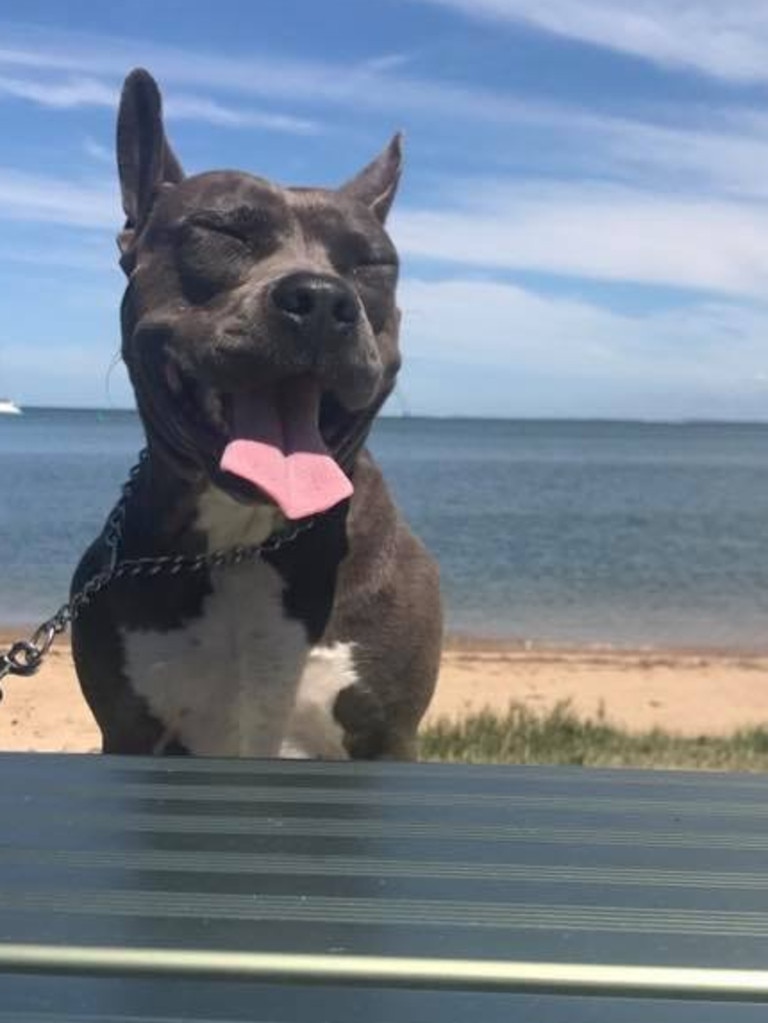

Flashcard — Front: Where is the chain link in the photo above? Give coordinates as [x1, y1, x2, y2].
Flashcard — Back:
[0, 451, 314, 699]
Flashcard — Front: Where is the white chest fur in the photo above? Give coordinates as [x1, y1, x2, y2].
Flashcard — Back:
[121, 484, 359, 759]
[281, 642, 359, 759]
[120, 560, 358, 759]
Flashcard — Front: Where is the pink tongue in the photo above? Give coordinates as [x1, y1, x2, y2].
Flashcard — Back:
[219, 379, 353, 520]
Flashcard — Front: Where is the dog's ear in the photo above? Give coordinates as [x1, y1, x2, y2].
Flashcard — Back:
[116, 68, 184, 269]
[340, 133, 403, 223]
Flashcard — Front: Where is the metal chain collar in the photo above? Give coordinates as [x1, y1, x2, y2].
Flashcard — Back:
[0, 450, 314, 699]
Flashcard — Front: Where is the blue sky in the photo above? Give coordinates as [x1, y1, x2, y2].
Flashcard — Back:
[2, 1, 768, 418]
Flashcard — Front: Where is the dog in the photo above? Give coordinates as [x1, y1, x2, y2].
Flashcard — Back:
[71, 69, 442, 760]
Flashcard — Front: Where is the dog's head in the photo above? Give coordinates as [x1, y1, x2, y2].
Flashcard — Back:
[117, 68, 403, 520]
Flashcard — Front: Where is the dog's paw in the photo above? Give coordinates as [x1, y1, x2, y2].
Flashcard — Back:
[333, 683, 389, 759]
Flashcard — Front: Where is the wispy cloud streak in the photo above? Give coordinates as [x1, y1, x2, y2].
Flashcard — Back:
[394, 182, 768, 297]
[411, 0, 768, 84]
[0, 69, 321, 133]
[0, 169, 114, 228]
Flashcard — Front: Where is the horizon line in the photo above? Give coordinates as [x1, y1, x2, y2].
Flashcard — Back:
[11, 405, 768, 426]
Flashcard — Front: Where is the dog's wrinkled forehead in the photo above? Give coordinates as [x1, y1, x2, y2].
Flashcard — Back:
[161, 171, 287, 221]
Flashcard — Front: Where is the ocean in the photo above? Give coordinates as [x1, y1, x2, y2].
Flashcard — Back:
[1, 409, 767, 650]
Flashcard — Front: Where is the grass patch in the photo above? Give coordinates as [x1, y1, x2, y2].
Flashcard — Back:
[418, 701, 768, 771]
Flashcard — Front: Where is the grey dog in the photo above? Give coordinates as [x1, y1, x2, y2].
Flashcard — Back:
[71, 69, 443, 760]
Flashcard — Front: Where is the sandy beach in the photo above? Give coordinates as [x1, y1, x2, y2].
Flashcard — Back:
[2, 631, 768, 753]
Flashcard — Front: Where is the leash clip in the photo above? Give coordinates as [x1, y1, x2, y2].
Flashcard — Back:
[0, 604, 72, 703]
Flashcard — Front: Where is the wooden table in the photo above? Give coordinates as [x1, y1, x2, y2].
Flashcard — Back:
[3, 752, 768, 1020]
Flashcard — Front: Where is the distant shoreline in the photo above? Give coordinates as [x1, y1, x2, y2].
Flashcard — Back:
[7, 407, 768, 427]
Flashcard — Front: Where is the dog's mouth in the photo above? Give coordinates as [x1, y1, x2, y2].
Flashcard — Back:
[164, 361, 353, 520]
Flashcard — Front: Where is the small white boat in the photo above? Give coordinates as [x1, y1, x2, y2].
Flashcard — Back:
[0, 398, 21, 415]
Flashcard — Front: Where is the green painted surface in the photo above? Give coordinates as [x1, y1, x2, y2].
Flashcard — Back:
[3, 753, 768, 1019]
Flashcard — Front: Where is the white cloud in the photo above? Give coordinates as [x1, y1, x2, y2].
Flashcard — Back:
[4, 22, 768, 183]
[401, 277, 767, 371]
[361, 53, 414, 73]
[163, 95, 319, 134]
[393, 181, 768, 297]
[587, 115, 768, 200]
[0, 71, 322, 133]
[0, 42, 642, 141]
[399, 276, 768, 417]
[0, 242, 112, 272]
[0, 73, 114, 107]
[412, 0, 768, 84]
[8, 67, 768, 209]
[83, 136, 112, 165]
[0, 23, 638, 126]
[0, 27, 438, 111]
[0, 169, 114, 228]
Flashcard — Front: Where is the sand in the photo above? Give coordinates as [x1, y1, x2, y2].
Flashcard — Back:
[2, 631, 768, 753]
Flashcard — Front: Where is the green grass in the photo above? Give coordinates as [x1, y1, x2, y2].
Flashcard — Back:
[418, 701, 768, 771]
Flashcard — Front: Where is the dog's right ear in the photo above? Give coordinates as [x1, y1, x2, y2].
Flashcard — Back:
[340, 133, 403, 224]
[116, 68, 184, 271]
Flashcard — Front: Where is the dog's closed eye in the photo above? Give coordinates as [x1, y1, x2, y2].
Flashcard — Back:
[185, 207, 279, 246]
[353, 259, 397, 274]
[175, 213, 281, 301]
[175, 222, 253, 301]
[198, 221, 250, 245]
[182, 218, 253, 253]
[351, 260, 398, 293]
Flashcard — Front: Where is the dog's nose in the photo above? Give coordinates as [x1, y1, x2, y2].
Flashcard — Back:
[271, 272, 359, 334]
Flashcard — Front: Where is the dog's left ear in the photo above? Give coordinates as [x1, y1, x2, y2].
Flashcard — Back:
[340, 133, 403, 223]
[116, 68, 184, 270]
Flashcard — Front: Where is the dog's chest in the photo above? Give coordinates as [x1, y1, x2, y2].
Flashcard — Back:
[120, 560, 355, 758]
